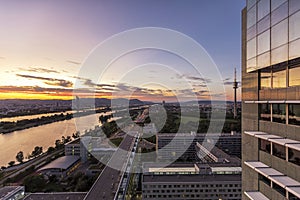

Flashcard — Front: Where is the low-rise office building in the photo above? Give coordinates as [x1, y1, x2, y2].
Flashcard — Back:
[65, 137, 89, 162]
[157, 132, 241, 162]
[23, 192, 87, 200]
[37, 156, 80, 179]
[142, 163, 242, 200]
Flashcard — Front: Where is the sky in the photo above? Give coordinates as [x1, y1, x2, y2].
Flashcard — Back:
[0, 0, 245, 102]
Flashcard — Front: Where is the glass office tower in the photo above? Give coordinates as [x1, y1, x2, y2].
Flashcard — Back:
[242, 0, 300, 199]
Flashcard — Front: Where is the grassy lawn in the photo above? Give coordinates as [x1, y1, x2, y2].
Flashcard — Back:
[109, 138, 123, 147]
[181, 116, 201, 123]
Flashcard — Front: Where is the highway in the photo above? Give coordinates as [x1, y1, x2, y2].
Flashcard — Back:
[84, 132, 138, 200]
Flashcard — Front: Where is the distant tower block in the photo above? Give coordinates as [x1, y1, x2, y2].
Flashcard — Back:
[233, 68, 239, 119]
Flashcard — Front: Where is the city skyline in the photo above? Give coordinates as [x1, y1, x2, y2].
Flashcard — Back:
[0, 1, 245, 102]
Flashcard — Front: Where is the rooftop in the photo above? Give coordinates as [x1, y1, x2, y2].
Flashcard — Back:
[157, 133, 241, 138]
[196, 142, 241, 165]
[24, 192, 87, 200]
[65, 138, 80, 145]
[143, 163, 241, 175]
[38, 156, 80, 171]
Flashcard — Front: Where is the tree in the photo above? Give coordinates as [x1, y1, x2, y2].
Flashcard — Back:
[72, 131, 80, 139]
[23, 175, 46, 192]
[61, 136, 66, 144]
[8, 161, 15, 167]
[65, 136, 71, 144]
[47, 146, 55, 153]
[31, 146, 43, 157]
[16, 151, 24, 163]
[48, 175, 58, 183]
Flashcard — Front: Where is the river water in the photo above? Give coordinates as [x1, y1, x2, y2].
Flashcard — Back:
[0, 113, 105, 167]
[0, 111, 74, 122]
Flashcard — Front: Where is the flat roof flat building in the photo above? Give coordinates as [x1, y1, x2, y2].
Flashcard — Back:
[242, 0, 300, 199]
[142, 163, 242, 200]
[23, 192, 87, 200]
[38, 156, 80, 179]
[157, 133, 241, 162]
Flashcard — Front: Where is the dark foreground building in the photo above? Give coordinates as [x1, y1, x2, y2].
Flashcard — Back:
[242, 0, 300, 199]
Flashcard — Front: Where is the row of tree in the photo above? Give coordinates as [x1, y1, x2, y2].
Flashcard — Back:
[4, 131, 81, 169]
[0, 113, 73, 134]
[10, 146, 43, 166]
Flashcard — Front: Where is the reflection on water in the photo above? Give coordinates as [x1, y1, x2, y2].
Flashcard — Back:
[0, 113, 103, 167]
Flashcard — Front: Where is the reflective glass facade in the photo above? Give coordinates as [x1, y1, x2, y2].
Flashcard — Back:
[259, 103, 271, 120]
[289, 104, 300, 125]
[272, 143, 286, 160]
[259, 103, 300, 125]
[272, 103, 286, 123]
[242, 4, 300, 200]
[288, 148, 300, 165]
[259, 139, 271, 153]
[272, 67, 286, 88]
[259, 65, 289, 89]
[246, 0, 300, 72]
[289, 65, 300, 86]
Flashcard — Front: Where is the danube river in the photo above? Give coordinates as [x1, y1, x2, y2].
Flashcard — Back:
[0, 111, 75, 122]
[0, 113, 105, 167]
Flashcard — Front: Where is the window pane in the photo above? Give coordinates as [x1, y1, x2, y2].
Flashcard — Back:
[271, 0, 287, 12]
[247, 57, 257, 72]
[247, 6, 257, 29]
[259, 174, 271, 186]
[271, 19, 288, 49]
[259, 139, 271, 152]
[288, 104, 300, 125]
[271, 44, 288, 65]
[273, 182, 286, 196]
[258, 51, 270, 69]
[289, 148, 300, 165]
[273, 143, 286, 160]
[272, 103, 286, 123]
[271, 1, 288, 26]
[260, 104, 271, 120]
[257, 30, 270, 55]
[289, 11, 300, 42]
[247, 38, 257, 59]
[289, 66, 300, 87]
[289, 38, 300, 60]
[289, 0, 300, 16]
[247, 25, 257, 41]
[260, 70, 272, 89]
[247, 0, 256, 10]
[258, 0, 270, 21]
[273, 67, 287, 88]
[257, 15, 270, 34]
[289, 192, 300, 200]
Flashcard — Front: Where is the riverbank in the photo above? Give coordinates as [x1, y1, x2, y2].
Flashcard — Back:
[0, 108, 111, 134]
[0, 113, 103, 167]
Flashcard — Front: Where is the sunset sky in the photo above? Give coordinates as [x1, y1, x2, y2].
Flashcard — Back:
[0, 0, 245, 102]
